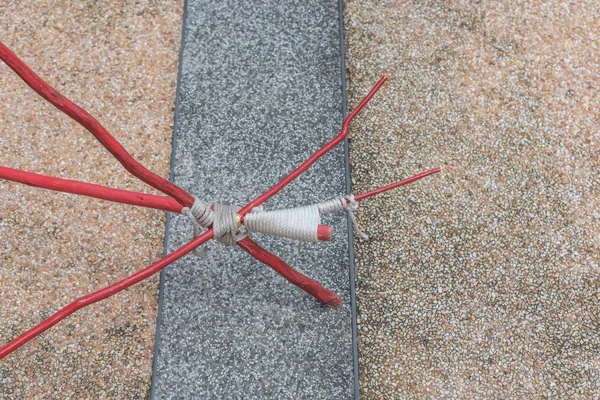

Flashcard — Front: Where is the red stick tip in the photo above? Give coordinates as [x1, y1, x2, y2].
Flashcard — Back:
[317, 225, 333, 241]
[325, 294, 343, 308]
[354, 167, 441, 202]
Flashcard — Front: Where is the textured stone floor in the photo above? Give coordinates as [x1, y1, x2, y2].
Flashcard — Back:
[151, 0, 354, 398]
[0, 1, 182, 398]
[344, 0, 600, 398]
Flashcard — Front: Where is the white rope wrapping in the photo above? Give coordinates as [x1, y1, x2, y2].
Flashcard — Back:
[212, 204, 245, 246]
[189, 198, 214, 228]
[315, 197, 347, 214]
[244, 205, 321, 243]
[182, 194, 367, 254]
[182, 199, 245, 248]
[181, 198, 214, 256]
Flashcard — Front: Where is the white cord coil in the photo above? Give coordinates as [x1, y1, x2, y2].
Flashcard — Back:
[244, 205, 321, 243]
[182, 194, 368, 252]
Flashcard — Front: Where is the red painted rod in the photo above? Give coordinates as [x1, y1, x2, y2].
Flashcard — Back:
[0, 165, 183, 213]
[354, 167, 441, 202]
[0, 230, 213, 360]
[317, 225, 332, 241]
[0, 41, 195, 207]
[237, 76, 388, 218]
[237, 237, 342, 307]
[0, 77, 392, 359]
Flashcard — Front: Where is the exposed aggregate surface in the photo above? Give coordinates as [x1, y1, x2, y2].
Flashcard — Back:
[0, 1, 183, 398]
[344, 1, 600, 398]
[2, 1, 600, 398]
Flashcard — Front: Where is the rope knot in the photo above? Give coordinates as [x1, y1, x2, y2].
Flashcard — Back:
[182, 198, 244, 254]
[343, 194, 369, 240]
[315, 195, 369, 240]
[212, 204, 245, 246]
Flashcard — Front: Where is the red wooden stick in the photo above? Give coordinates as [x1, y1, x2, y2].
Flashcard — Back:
[0, 165, 183, 213]
[354, 167, 440, 202]
[237, 237, 342, 307]
[237, 77, 387, 218]
[0, 76, 395, 358]
[0, 230, 213, 360]
[0, 41, 195, 207]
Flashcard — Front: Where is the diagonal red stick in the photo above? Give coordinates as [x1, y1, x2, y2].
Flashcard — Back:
[0, 166, 442, 359]
[0, 230, 214, 360]
[0, 78, 401, 359]
[0, 165, 183, 213]
[237, 237, 342, 307]
[0, 41, 194, 207]
[231, 79, 389, 308]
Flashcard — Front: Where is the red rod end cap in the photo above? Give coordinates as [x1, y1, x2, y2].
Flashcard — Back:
[317, 225, 333, 241]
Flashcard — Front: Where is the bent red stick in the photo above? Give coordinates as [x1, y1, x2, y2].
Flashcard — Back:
[0, 230, 214, 360]
[0, 41, 194, 207]
[0, 165, 182, 213]
[0, 77, 411, 360]
[237, 237, 342, 307]
[231, 80, 389, 307]
[238, 76, 388, 217]
[0, 167, 442, 358]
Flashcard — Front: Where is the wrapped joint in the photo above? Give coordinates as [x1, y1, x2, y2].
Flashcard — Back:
[243, 194, 368, 242]
[316, 195, 369, 240]
[244, 205, 322, 242]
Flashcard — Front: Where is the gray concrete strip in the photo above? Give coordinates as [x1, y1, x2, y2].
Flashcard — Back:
[151, 0, 355, 398]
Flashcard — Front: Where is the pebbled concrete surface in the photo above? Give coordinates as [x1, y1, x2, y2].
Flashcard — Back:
[0, 0, 183, 398]
[344, 0, 600, 398]
[151, 0, 355, 399]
